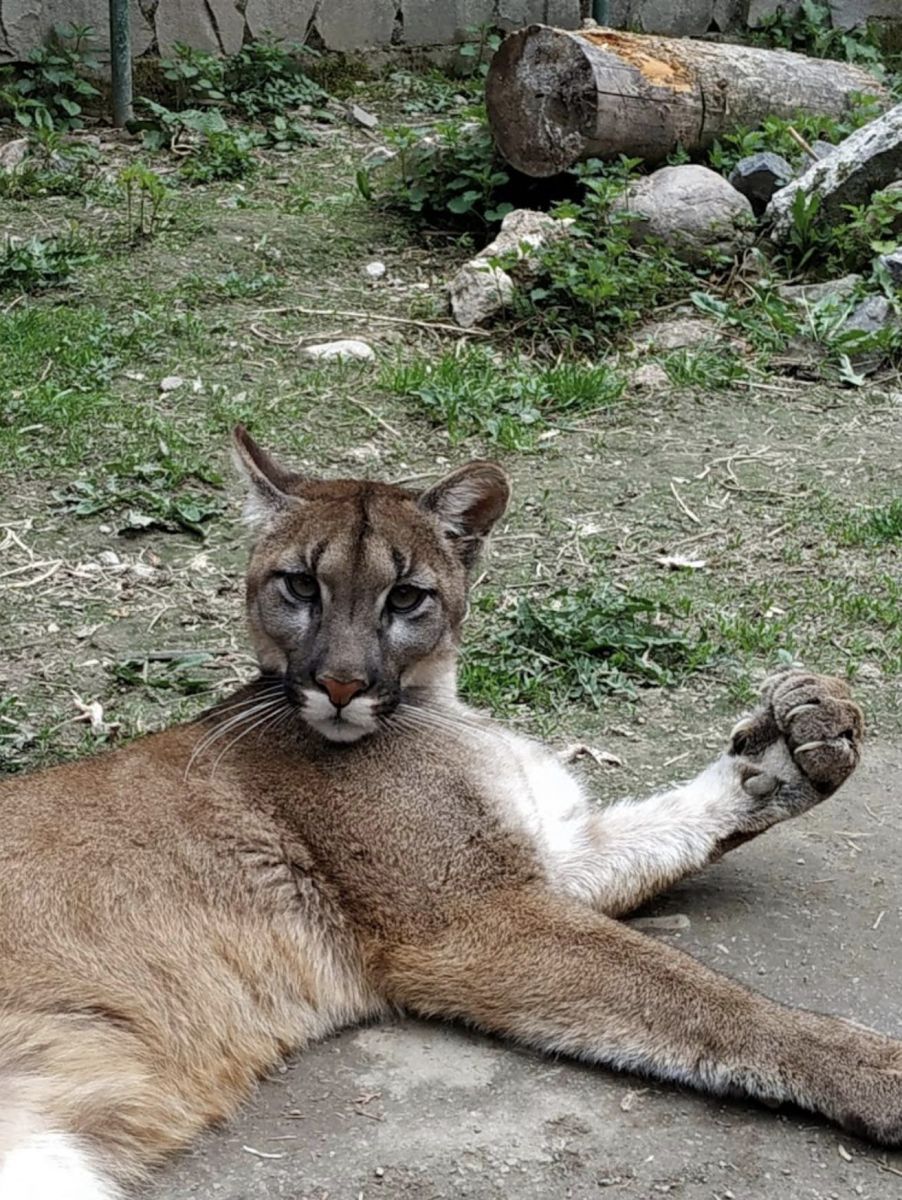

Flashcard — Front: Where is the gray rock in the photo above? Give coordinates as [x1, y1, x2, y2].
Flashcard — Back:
[768, 104, 902, 242]
[877, 248, 902, 284]
[615, 165, 755, 265]
[633, 317, 726, 351]
[843, 294, 896, 335]
[449, 208, 572, 327]
[628, 362, 670, 390]
[305, 340, 376, 362]
[840, 294, 899, 377]
[728, 152, 794, 216]
[778, 274, 862, 305]
[0, 137, 28, 172]
[402, 0, 493, 46]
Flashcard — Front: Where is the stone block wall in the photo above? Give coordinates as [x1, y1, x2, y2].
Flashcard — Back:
[0, 0, 897, 61]
[0, 1, 583, 60]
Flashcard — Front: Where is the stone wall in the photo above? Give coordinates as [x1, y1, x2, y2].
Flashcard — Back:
[606, 0, 900, 37]
[0, 1, 582, 60]
[0, 0, 896, 61]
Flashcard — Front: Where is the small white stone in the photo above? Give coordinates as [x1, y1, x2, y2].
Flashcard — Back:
[365, 260, 386, 279]
[97, 550, 120, 566]
[304, 339, 375, 362]
[159, 375, 185, 392]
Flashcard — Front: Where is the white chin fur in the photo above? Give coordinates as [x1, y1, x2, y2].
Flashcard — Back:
[301, 690, 377, 743]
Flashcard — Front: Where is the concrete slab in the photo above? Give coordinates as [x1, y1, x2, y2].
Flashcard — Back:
[149, 743, 902, 1199]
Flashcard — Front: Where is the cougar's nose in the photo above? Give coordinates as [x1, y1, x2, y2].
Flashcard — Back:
[317, 676, 367, 709]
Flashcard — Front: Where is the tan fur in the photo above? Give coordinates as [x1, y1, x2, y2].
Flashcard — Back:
[1, 429, 900, 1192]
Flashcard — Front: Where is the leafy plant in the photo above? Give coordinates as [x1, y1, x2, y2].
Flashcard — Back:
[706, 99, 882, 177]
[660, 346, 751, 390]
[833, 498, 902, 545]
[57, 473, 222, 538]
[381, 347, 623, 449]
[0, 24, 99, 130]
[137, 100, 230, 152]
[0, 230, 94, 292]
[523, 159, 697, 346]
[458, 24, 503, 79]
[0, 132, 98, 199]
[160, 37, 329, 119]
[359, 111, 513, 227]
[754, 0, 885, 67]
[119, 165, 173, 241]
[179, 129, 257, 183]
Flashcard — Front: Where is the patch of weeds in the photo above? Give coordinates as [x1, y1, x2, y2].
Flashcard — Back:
[0, 304, 222, 521]
[358, 109, 514, 228]
[119, 164, 173, 241]
[0, 23, 99, 131]
[0, 229, 94, 292]
[832, 499, 902, 545]
[57, 470, 223, 539]
[524, 159, 698, 346]
[380, 347, 624, 449]
[706, 100, 883, 177]
[136, 100, 231, 152]
[752, 0, 886, 67]
[159, 38, 330, 120]
[660, 346, 751, 390]
[768, 180, 902, 278]
[181, 269, 279, 300]
[460, 582, 716, 712]
[375, 68, 475, 115]
[691, 288, 800, 354]
[0, 128, 99, 199]
[457, 24, 503, 80]
[281, 183, 315, 215]
[179, 129, 257, 183]
[264, 113, 319, 150]
[111, 652, 225, 696]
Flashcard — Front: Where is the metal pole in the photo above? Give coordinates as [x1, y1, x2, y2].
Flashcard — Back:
[109, 0, 133, 127]
[592, 0, 610, 26]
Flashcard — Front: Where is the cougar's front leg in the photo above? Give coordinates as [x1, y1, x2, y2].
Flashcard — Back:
[559, 670, 864, 916]
[381, 889, 902, 1144]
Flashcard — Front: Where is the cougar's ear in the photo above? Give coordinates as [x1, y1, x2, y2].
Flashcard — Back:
[232, 425, 304, 529]
[418, 461, 510, 567]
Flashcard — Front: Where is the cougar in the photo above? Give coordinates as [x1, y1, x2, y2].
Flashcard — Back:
[1, 425, 899, 1199]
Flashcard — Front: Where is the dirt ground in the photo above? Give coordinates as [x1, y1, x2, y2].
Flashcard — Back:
[1, 71, 901, 1200]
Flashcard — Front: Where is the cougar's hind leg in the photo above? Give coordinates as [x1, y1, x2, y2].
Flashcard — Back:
[381, 888, 902, 1145]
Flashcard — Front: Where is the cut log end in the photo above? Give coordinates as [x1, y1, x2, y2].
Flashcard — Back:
[486, 25, 596, 178]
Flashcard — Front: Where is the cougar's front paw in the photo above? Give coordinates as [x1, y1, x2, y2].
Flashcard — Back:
[764, 670, 863, 795]
[729, 669, 863, 810]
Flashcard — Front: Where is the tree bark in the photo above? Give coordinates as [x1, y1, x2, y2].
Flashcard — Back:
[767, 102, 902, 240]
[485, 25, 888, 178]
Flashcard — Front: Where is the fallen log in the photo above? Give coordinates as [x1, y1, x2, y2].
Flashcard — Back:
[767, 102, 902, 241]
[485, 25, 887, 178]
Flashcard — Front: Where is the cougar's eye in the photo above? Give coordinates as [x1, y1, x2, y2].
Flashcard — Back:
[284, 573, 319, 602]
[387, 584, 425, 613]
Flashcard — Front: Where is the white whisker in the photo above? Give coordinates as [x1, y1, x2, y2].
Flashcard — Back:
[209, 703, 289, 777]
[185, 698, 285, 779]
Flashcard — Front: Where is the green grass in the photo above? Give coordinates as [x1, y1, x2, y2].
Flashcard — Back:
[380, 348, 625, 449]
[832, 499, 902, 546]
[660, 346, 752, 390]
[460, 581, 718, 714]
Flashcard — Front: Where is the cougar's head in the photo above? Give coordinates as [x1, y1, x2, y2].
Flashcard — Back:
[233, 426, 509, 744]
